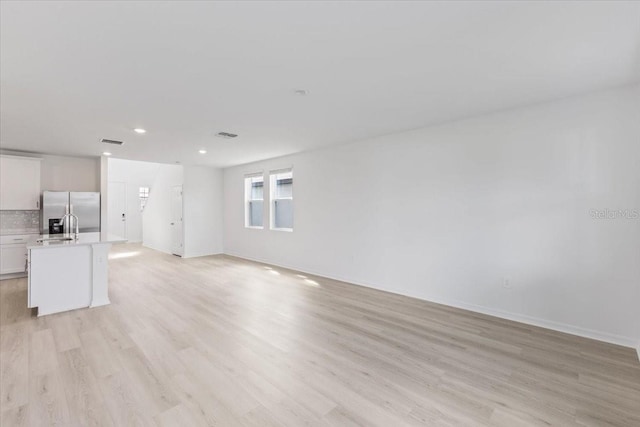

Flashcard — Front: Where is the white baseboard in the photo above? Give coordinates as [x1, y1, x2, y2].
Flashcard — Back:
[424, 296, 637, 349]
[142, 243, 173, 255]
[142, 243, 224, 259]
[183, 251, 223, 259]
[224, 251, 637, 349]
[0, 272, 27, 281]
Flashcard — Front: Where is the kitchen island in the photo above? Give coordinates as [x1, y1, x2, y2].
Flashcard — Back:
[27, 232, 126, 316]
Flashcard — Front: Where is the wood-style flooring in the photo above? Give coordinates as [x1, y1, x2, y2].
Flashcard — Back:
[1, 243, 639, 426]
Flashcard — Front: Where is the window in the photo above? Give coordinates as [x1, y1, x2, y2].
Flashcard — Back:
[270, 169, 293, 231]
[139, 187, 150, 211]
[244, 174, 264, 228]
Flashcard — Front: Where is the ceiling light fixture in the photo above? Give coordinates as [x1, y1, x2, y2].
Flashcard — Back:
[294, 89, 308, 96]
[133, 128, 146, 134]
[103, 152, 112, 156]
[199, 149, 207, 154]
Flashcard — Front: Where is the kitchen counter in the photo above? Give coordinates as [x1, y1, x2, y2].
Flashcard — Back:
[27, 232, 126, 249]
[0, 229, 40, 236]
[27, 232, 127, 316]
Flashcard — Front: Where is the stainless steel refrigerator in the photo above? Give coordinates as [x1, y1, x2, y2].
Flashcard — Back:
[41, 191, 101, 234]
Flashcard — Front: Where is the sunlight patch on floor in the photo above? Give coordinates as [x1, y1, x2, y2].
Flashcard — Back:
[109, 251, 140, 260]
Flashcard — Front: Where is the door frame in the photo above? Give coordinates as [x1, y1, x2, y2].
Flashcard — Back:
[107, 181, 127, 239]
[171, 185, 184, 257]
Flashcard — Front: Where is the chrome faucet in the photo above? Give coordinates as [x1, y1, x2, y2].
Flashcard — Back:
[59, 213, 79, 240]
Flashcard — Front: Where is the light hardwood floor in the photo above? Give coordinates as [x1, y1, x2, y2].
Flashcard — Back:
[1, 243, 639, 426]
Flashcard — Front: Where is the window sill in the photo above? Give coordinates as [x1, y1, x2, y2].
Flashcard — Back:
[271, 227, 293, 232]
[245, 226, 264, 230]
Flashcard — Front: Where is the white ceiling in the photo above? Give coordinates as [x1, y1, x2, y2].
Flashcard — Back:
[1, 1, 639, 168]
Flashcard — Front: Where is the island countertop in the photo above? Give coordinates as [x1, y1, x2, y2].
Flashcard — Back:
[27, 232, 127, 249]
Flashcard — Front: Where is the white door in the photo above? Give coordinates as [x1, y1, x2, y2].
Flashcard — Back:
[108, 182, 127, 239]
[171, 185, 183, 256]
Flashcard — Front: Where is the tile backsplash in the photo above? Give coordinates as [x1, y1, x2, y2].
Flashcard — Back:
[0, 210, 40, 233]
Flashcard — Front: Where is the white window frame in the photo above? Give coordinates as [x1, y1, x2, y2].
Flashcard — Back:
[244, 173, 264, 229]
[269, 168, 293, 232]
[139, 186, 150, 212]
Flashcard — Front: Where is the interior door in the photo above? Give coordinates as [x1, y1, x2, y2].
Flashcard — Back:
[108, 182, 126, 239]
[171, 185, 183, 256]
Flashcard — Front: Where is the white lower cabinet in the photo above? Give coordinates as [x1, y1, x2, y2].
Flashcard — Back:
[0, 245, 28, 274]
[0, 234, 34, 276]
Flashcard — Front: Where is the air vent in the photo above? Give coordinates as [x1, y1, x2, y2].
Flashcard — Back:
[216, 132, 238, 139]
[101, 138, 124, 145]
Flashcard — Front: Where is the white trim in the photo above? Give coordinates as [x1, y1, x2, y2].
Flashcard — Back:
[0, 154, 42, 161]
[636, 344, 640, 363]
[269, 169, 293, 231]
[428, 298, 637, 349]
[0, 272, 27, 280]
[269, 167, 293, 175]
[223, 250, 637, 349]
[245, 175, 265, 228]
[182, 251, 223, 259]
[142, 242, 175, 256]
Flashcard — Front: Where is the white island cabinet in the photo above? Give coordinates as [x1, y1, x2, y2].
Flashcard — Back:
[27, 232, 126, 316]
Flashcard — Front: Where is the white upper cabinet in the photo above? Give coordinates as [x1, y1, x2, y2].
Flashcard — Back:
[0, 155, 42, 210]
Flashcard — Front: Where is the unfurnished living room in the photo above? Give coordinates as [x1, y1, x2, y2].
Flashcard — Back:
[0, 1, 639, 426]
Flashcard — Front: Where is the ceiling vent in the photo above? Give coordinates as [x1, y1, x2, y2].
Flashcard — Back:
[101, 138, 124, 145]
[216, 132, 238, 139]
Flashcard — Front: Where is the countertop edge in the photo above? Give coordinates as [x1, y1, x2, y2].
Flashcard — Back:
[27, 233, 128, 250]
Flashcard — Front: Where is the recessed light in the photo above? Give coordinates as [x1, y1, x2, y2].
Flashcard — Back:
[133, 128, 146, 134]
[199, 149, 207, 154]
[103, 152, 112, 156]
[293, 89, 308, 96]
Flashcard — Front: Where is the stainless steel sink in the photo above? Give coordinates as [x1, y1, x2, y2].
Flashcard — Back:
[36, 237, 75, 243]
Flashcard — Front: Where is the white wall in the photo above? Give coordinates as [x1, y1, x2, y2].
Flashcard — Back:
[39, 154, 100, 192]
[142, 164, 183, 254]
[183, 166, 224, 258]
[106, 160, 222, 256]
[224, 84, 640, 347]
[108, 159, 161, 242]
